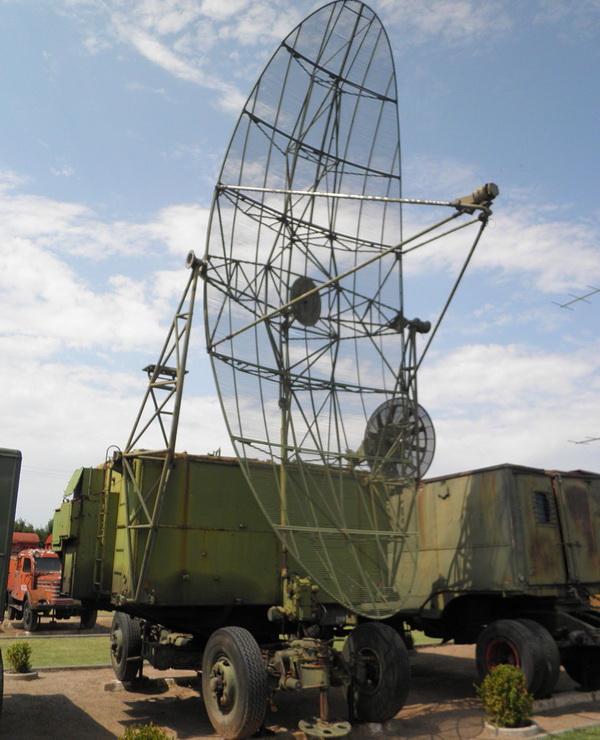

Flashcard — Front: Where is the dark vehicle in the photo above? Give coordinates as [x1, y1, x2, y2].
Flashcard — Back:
[0, 449, 21, 717]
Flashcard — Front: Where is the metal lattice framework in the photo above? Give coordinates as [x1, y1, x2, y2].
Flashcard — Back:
[116, 0, 497, 616]
[201, 0, 498, 617]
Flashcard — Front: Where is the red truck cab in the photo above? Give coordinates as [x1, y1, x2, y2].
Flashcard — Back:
[6, 536, 96, 631]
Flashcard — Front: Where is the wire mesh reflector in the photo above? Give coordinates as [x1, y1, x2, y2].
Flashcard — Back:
[204, 0, 420, 618]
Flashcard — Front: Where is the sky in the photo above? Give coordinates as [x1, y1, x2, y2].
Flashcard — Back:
[1, 0, 599, 525]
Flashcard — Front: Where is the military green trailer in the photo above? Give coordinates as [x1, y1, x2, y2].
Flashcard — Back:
[386, 463, 600, 697]
[52, 452, 411, 738]
[0, 449, 22, 717]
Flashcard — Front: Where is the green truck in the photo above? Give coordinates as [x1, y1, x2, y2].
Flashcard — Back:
[52, 452, 410, 738]
[53, 458, 600, 733]
[0, 449, 22, 717]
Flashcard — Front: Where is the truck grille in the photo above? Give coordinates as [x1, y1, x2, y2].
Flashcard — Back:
[38, 581, 60, 600]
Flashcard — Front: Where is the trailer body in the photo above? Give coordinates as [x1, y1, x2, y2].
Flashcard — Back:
[387, 463, 600, 693]
[0, 449, 21, 717]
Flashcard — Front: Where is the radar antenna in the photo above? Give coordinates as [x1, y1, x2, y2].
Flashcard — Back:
[202, 0, 498, 617]
[116, 0, 498, 617]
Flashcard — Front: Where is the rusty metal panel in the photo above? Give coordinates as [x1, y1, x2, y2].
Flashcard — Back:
[553, 472, 600, 586]
[400, 465, 520, 610]
[512, 471, 566, 587]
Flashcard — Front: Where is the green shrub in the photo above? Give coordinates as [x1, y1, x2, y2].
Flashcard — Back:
[476, 664, 533, 728]
[5, 641, 32, 673]
[119, 723, 173, 740]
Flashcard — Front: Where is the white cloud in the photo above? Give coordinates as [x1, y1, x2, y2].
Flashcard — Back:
[50, 164, 75, 177]
[0, 174, 223, 523]
[404, 154, 479, 199]
[421, 342, 600, 475]
[379, 0, 512, 44]
[402, 197, 600, 294]
[535, 0, 600, 37]
[0, 174, 212, 357]
[0, 174, 211, 261]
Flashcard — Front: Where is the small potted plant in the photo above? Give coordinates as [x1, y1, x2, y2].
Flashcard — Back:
[119, 723, 173, 740]
[476, 664, 537, 736]
[4, 641, 37, 680]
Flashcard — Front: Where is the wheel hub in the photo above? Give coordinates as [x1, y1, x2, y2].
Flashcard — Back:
[486, 638, 520, 668]
[111, 627, 123, 663]
[355, 648, 382, 696]
[210, 658, 236, 710]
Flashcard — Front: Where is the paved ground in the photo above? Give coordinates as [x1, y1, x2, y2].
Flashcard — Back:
[0, 611, 113, 637]
[2, 643, 600, 739]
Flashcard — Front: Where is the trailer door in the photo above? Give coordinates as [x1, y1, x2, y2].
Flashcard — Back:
[552, 473, 600, 587]
[0, 449, 22, 616]
[514, 471, 566, 586]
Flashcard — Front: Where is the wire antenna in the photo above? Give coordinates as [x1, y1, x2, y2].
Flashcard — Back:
[569, 436, 600, 445]
[553, 285, 600, 310]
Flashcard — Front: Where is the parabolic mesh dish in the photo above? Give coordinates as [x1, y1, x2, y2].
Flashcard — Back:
[204, 0, 422, 618]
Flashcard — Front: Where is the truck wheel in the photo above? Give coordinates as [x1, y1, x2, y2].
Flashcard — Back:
[110, 612, 142, 683]
[80, 608, 97, 630]
[517, 619, 560, 697]
[6, 594, 17, 621]
[476, 619, 546, 697]
[22, 600, 39, 632]
[201, 626, 268, 740]
[0, 648, 4, 719]
[343, 622, 410, 723]
[562, 648, 600, 690]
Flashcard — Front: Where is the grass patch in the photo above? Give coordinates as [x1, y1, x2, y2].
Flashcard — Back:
[0, 636, 110, 668]
[549, 729, 600, 739]
[411, 630, 441, 646]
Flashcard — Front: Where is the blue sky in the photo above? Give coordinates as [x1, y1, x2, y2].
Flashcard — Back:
[1, 0, 599, 524]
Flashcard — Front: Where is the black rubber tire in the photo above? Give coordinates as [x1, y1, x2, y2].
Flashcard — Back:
[22, 600, 39, 633]
[6, 595, 17, 621]
[201, 626, 268, 740]
[517, 619, 560, 697]
[343, 622, 410, 723]
[80, 608, 98, 630]
[562, 648, 600, 690]
[476, 619, 546, 698]
[110, 612, 142, 683]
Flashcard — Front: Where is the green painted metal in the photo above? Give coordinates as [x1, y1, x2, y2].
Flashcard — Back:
[54, 458, 600, 618]
[400, 463, 600, 612]
[0, 449, 21, 617]
[52, 467, 115, 599]
[53, 452, 411, 613]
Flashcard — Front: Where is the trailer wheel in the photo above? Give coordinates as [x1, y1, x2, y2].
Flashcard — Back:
[110, 612, 142, 683]
[476, 619, 546, 697]
[517, 619, 560, 697]
[562, 648, 600, 690]
[343, 622, 410, 723]
[80, 608, 97, 630]
[201, 626, 268, 740]
[22, 600, 39, 632]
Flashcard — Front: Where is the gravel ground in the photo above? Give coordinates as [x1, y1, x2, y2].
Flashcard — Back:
[1, 643, 599, 739]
